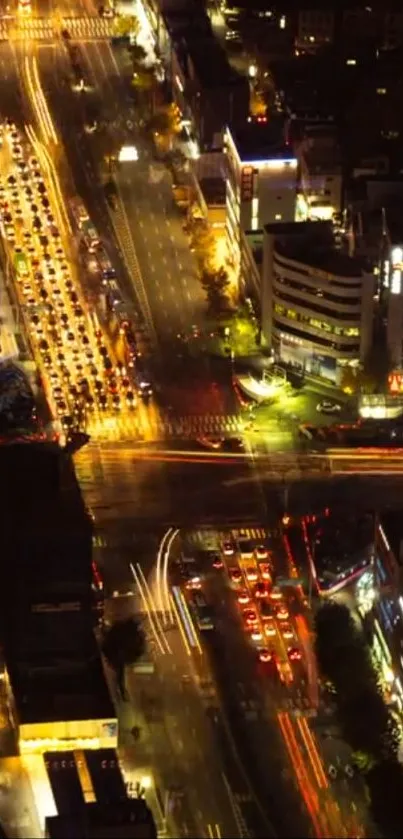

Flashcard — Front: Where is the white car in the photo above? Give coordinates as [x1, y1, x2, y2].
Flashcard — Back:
[316, 400, 341, 415]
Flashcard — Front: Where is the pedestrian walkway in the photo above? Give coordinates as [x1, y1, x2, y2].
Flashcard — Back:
[87, 412, 243, 443]
[1, 15, 115, 42]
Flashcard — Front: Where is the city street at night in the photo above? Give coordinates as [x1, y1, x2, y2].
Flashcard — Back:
[2, 1, 403, 838]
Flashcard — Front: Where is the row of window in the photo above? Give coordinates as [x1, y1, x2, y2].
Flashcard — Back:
[273, 317, 360, 354]
[274, 285, 361, 321]
[273, 266, 362, 302]
[274, 253, 363, 291]
[274, 303, 360, 338]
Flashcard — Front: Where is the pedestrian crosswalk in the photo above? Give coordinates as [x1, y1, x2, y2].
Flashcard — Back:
[87, 412, 243, 443]
[0, 15, 115, 42]
[230, 527, 267, 541]
[185, 526, 267, 549]
[93, 527, 267, 550]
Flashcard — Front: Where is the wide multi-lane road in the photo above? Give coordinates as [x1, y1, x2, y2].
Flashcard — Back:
[37, 35, 204, 344]
[80, 39, 205, 342]
[35, 34, 237, 421]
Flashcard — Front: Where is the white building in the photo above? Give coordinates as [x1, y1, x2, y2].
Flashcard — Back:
[262, 221, 375, 383]
[385, 243, 403, 368]
[225, 118, 297, 291]
[295, 124, 343, 222]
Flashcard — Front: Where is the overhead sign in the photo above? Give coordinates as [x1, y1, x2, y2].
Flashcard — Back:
[388, 372, 403, 394]
[241, 165, 253, 201]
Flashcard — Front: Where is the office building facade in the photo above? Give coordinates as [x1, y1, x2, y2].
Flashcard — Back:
[225, 119, 297, 291]
[261, 221, 375, 383]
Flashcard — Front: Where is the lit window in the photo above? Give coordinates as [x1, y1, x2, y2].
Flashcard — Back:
[346, 59, 356, 65]
[275, 213, 282, 221]
[251, 197, 259, 219]
[279, 15, 286, 29]
[377, 88, 387, 95]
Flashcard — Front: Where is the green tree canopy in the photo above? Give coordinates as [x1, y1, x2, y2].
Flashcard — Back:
[367, 759, 403, 838]
[132, 67, 156, 91]
[200, 267, 232, 318]
[148, 105, 179, 137]
[113, 15, 139, 38]
[128, 42, 147, 66]
[314, 602, 400, 762]
[102, 617, 146, 698]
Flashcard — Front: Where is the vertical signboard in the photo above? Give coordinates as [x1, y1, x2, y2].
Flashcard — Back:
[241, 166, 253, 202]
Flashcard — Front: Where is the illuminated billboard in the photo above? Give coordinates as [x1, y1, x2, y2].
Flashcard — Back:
[390, 246, 403, 295]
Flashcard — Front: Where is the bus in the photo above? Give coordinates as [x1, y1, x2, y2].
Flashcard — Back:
[70, 197, 89, 230]
[189, 591, 214, 631]
[82, 218, 100, 252]
[14, 250, 29, 278]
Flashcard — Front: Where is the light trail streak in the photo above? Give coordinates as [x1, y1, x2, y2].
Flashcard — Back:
[155, 528, 172, 617]
[171, 586, 201, 652]
[169, 591, 192, 656]
[277, 712, 324, 839]
[25, 124, 71, 237]
[23, 55, 50, 143]
[135, 563, 172, 654]
[207, 825, 222, 838]
[296, 717, 328, 789]
[129, 562, 166, 656]
[37, 140, 72, 233]
[31, 56, 58, 144]
[162, 527, 179, 625]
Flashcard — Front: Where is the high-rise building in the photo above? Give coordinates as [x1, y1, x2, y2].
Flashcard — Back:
[261, 220, 375, 382]
[0, 443, 116, 756]
[224, 117, 297, 292]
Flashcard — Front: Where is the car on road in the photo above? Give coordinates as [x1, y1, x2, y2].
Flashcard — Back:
[259, 562, 272, 581]
[275, 605, 289, 621]
[211, 554, 224, 570]
[263, 617, 276, 637]
[253, 582, 269, 599]
[222, 540, 235, 557]
[245, 565, 258, 583]
[269, 586, 283, 602]
[287, 646, 302, 662]
[196, 435, 223, 450]
[242, 608, 258, 626]
[280, 622, 294, 640]
[185, 574, 202, 591]
[255, 545, 269, 560]
[221, 436, 245, 452]
[316, 400, 341, 415]
[237, 589, 250, 605]
[258, 647, 274, 663]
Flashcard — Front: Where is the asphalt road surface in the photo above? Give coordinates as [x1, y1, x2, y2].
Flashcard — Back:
[80, 39, 205, 342]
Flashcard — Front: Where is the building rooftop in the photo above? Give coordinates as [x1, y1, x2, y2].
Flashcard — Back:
[200, 177, 226, 205]
[183, 35, 242, 88]
[380, 511, 403, 565]
[228, 117, 291, 162]
[9, 639, 114, 725]
[265, 220, 367, 277]
[45, 799, 157, 839]
[0, 443, 92, 610]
